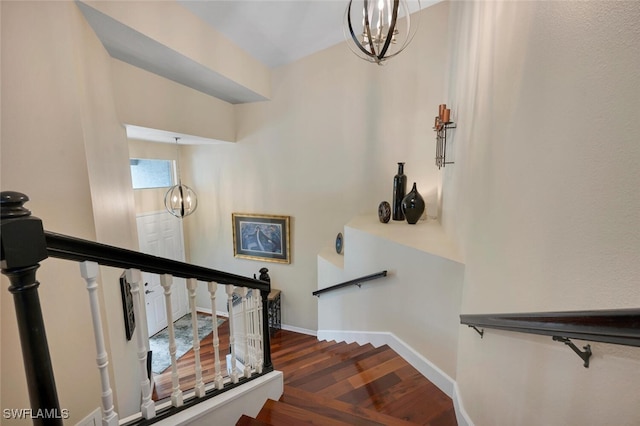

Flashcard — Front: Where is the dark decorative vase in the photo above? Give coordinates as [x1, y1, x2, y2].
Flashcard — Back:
[401, 182, 425, 225]
[392, 162, 407, 221]
[378, 201, 391, 223]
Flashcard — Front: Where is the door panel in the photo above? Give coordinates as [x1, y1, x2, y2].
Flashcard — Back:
[137, 212, 188, 336]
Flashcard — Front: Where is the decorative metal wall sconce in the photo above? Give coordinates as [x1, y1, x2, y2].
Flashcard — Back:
[434, 104, 456, 169]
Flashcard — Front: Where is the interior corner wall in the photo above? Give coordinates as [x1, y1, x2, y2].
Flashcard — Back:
[441, 1, 640, 424]
[181, 2, 451, 330]
[1, 2, 102, 423]
[73, 4, 143, 419]
[1, 1, 141, 422]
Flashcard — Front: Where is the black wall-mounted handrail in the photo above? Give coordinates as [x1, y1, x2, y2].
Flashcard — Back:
[460, 309, 640, 367]
[312, 270, 388, 297]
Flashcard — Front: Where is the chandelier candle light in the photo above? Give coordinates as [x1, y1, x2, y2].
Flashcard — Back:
[165, 137, 198, 218]
[344, 0, 420, 65]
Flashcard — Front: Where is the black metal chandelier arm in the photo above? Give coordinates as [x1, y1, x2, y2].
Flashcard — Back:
[347, 0, 376, 60]
[377, 0, 400, 61]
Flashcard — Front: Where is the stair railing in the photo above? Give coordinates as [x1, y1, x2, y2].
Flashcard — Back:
[312, 270, 388, 297]
[0, 191, 273, 425]
[460, 309, 640, 368]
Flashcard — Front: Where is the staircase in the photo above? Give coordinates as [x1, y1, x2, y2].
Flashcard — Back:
[237, 331, 456, 425]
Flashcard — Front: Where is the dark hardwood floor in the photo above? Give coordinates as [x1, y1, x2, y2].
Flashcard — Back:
[152, 318, 456, 425]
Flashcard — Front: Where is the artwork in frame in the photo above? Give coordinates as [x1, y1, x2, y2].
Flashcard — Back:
[119, 271, 136, 341]
[232, 213, 291, 264]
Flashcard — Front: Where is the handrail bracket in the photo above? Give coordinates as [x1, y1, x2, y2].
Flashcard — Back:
[552, 336, 592, 368]
[468, 325, 484, 338]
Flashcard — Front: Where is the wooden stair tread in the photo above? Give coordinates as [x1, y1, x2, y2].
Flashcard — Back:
[154, 328, 456, 425]
[280, 385, 420, 426]
[236, 414, 272, 426]
[256, 399, 353, 426]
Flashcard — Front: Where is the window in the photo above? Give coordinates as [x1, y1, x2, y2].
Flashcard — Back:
[130, 158, 174, 189]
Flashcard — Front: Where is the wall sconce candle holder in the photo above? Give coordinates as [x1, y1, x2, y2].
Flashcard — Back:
[434, 104, 456, 169]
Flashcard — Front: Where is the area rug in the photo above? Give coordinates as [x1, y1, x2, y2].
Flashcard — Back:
[149, 313, 225, 374]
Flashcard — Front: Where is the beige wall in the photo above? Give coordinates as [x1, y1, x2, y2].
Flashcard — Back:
[111, 60, 237, 142]
[2, 0, 639, 424]
[183, 3, 450, 329]
[443, 1, 640, 424]
[1, 1, 140, 421]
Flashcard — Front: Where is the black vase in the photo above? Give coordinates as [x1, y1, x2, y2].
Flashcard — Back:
[392, 162, 407, 221]
[401, 182, 425, 225]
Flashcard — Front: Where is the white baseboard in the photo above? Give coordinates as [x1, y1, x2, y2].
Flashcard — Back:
[75, 407, 101, 426]
[197, 307, 315, 336]
[195, 307, 228, 318]
[317, 329, 473, 426]
[453, 382, 474, 426]
[281, 324, 316, 336]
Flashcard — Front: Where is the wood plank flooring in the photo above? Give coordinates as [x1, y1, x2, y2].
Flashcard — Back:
[152, 318, 456, 425]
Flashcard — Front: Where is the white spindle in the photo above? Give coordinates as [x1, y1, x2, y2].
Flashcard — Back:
[255, 291, 264, 374]
[247, 291, 257, 371]
[240, 287, 251, 378]
[225, 285, 238, 383]
[79, 261, 118, 426]
[207, 282, 224, 389]
[126, 269, 156, 419]
[187, 278, 205, 397]
[160, 274, 183, 407]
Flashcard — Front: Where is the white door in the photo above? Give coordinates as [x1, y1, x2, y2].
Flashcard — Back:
[136, 212, 189, 336]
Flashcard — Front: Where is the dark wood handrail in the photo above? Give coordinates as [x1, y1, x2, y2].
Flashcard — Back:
[312, 270, 388, 297]
[460, 308, 640, 347]
[1, 191, 273, 424]
[45, 231, 270, 292]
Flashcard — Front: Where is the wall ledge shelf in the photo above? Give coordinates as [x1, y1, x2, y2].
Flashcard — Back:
[344, 214, 464, 265]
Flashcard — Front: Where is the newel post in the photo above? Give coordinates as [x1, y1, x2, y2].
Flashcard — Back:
[0, 191, 62, 425]
[260, 288, 273, 371]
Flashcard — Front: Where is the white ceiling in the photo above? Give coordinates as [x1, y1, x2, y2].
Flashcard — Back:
[80, 0, 433, 144]
[178, 0, 351, 69]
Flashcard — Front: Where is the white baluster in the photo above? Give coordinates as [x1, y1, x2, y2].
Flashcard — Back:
[160, 274, 183, 407]
[247, 290, 257, 371]
[240, 287, 251, 378]
[225, 285, 238, 383]
[79, 262, 118, 426]
[126, 269, 156, 419]
[255, 291, 264, 374]
[187, 278, 205, 397]
[208, 282, 224, 389]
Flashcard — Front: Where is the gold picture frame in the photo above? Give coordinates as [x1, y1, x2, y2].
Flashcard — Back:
[232, 213, 291, 264]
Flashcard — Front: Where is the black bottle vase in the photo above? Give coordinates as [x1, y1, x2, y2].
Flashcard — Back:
[392, 162, 407, 221]
[401, 182, 425, 224]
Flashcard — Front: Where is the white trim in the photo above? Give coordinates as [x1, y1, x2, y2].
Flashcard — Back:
[120, 371, 283, 425]
[74, 407, 101, 426]
[195, 307, 229, 318]
[197, 308, 316, 336]
[453, 382, 474, 426]
[281, 324, 316, 336]
[135, 210, 172, 218]
[317, 329, 473, 425]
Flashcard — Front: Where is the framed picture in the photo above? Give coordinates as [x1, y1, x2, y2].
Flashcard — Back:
[232, 213, 291, 264]
[119, 272, 136, 341]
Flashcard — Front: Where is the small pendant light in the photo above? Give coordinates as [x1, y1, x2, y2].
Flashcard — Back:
[164, 137, 197, 218]
[344, 0, 420, 65]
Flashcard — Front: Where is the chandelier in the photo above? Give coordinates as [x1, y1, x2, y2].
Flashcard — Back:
[164, 137, 197, 218]
[344, 0, 420, 65]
